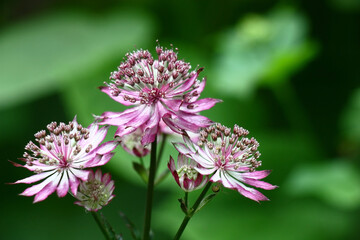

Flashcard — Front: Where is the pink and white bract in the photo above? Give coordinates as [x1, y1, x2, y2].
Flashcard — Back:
[168, 154, 208, 192]
[174, 124, 277, 202]
[13, 117, 117, 203]
[99, 44, 221, 145]
[74, 169, 115, 211]
[119, 126, 150, 157]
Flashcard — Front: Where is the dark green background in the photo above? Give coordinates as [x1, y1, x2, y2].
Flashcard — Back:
[1, 0, 359, 239]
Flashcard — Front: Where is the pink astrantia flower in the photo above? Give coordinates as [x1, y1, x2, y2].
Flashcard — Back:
[168, 153, 209, 192]
[13, 117, 118, 203]
[174, 123, 277, 202]
[120, 126, 150, 157]
[99, 44, 221, 145]
[74, 169, 115, 211]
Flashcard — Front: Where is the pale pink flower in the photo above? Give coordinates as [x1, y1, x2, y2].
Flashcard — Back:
[99, 44, 221, 145]
[74, 169, 115, 211]
[13, 117, 117, 203]
[119, 126, 150, 157]
[168, 154, 209, 192]
[174, 123, 277, 202]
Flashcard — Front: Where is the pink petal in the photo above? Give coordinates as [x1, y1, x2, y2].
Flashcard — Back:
[126, 105, 152, 128]
[86, 153, 114, 168]
[162, 114, 200, 134]
[68, 172, 80, 196]
[34, 180, 58, 203]
[177, 154, 187, 167]
[20, 173, 56, 197]
[141, 105, 160, 145]
[236, 183, 270, 202]
[84, 125, 109, 148]
[186, 78, 206, 102]
[56, 173, 70, 197]
[102, 172, 112, 185]
[99, 106, 144, 126]
[176, 112, 213, 128]
[168, 156, 176, 172]
[15, 171, 54, 184]
[240, 170, 272, 179]
[242, 178, 278, 190]
[195, 167, 216, 175]
[168, 157, 180, 186]
[141, 125, 159, 145]
[161, 99, 183, 112]
[93, 141, 118, 155]
[211, 170, 236, 189]
[95, 169, 102, 180]
[115, 125, 137, 137]
[180, 98, 222, 113]
[70, 168, 90, 182]
[173, 142, 193, 156]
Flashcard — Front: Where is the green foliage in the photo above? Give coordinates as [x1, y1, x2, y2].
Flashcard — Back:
[341, 88, 360, 142]
[285, 160, 360, 210]
[213, 7, 318, 98]
[1, 2, 359, 240]
[0, 9, 154, 110]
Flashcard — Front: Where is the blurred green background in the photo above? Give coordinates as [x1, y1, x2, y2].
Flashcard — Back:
[1, 0, 359, 239]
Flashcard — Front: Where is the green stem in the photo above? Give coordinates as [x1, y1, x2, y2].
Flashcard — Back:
[156, 134, 167, 176]
[92, 211, 111, 240]
[184, 192, 188, 209]
[142, 136, 158, 240]
[173, 182, 212, 240]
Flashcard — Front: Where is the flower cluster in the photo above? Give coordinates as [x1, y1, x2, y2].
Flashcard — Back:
[168, 154, 208, 192]
[14, 117, 117, 203]
[99, 45, 221, 145]
[75, 169, 115, 211]
[13, 42, 276, 234]
[173, 123, 277, 201]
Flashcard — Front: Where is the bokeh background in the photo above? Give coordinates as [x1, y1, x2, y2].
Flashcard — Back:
[1, 0, 359, 239]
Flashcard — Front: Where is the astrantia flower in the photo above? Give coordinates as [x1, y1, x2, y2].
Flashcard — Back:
[174, 123, 277, 202]
[168, 154, 208, 192]
[74, 169, 115, 211]
[120, 126, 150, 157]
[13, 117, 117, 203]
[99, 44, 221, 145]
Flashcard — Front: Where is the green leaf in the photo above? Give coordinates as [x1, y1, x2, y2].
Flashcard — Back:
[0, 9, 155, 110]
[213, 7, 317, 99]
[97, 212, 123, 240]
[178, 198, 188, 214]
[132, 162, 148, 184]
[194, 193, 217, 214]
[284, 160, 360, 209]
[119, 212, 141, 240]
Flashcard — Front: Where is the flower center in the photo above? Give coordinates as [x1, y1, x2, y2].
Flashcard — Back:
[140, 88, 164, 105]
[177, 165, 198, 180]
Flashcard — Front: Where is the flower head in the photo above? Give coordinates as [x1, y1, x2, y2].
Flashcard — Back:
[13, 117, 117, 203]
[99, 44, 221, 145]
[74, 169, 115, 211]
[119, 126, 150, 157]
[174, 123, 277, 202]
[168, 154, 208, 192]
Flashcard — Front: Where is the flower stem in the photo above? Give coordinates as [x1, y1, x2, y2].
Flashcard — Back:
[156, 134, 167, 175]
[142, 136, 157, 240]
[173, 182, 212, 240]
[92, 211, 111, 240]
